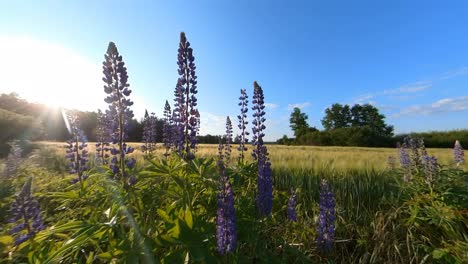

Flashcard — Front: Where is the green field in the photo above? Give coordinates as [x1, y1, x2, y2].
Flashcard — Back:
[1, 141, 466, 263]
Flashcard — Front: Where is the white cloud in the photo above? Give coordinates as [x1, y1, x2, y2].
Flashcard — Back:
[440, 67, 468, 80]
[264, 103, 279, 109]
[383, 81, 432, 95]
[393, 96, 468, 118]
[287, 102, 311, 110]
[199, 111, 226, 136]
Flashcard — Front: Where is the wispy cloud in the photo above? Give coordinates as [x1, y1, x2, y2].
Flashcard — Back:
[383, 81, 432, 95]
[392, 96, 468, 118]
[199, 111, 226, 136]
[265, 103, 279, 109]
[440, 67, 468, 80]
[287, 102, 311, 110]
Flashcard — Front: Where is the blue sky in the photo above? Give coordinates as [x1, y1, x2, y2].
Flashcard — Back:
[1, 1, 468, 141]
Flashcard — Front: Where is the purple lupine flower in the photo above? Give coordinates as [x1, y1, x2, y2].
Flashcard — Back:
[64, 111, 89, 185]
[173, 32, 199, 159]
[9, 178, 45, 246]
[95, 109, 111, 165]
[422, 155, 438, 186]
[102, 42, 135, 186]
[287, 191, 298, 222]
[317, 179, 336, 253]
[398, 142, 410, 170]
[252, 82, 267, 161]
[216, 153, 236, 255]
[162, 100, 173, 157]
[257, 146, 273, 217]
[453, 140, 464, 165]
[141, 110, 157, 154]
[3, 141, 22, 178]
[405, 136, 426, 168]
[224, 116, 233, 162]
[237, 88, 249, 163]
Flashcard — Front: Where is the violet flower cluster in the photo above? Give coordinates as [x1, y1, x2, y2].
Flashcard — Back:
[65, 112, 89, 185]
[257, 147, 273, 217]
[102, 42, 135, 186]
[398, 142, 410, 170]
[287, 190, 298, 222]
[216, 143, 237, 255]
[173, 32, 199, 159]
[9, 178, 45, 246]
[453, 140, 464, 165]
[95, 109, 111, 165]
[162, 100, 173, 157]
[224, 116, 233, 162]
[317, 179, 336, 253]
[422, 155, 438, 186]
[251, 81, 267, 161]
[237, 88, 249, 163]
[3, 141, 22, 178]
[142, 110, 157, 154]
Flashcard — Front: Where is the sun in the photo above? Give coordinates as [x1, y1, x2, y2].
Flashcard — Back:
[0, 35, 104, 110]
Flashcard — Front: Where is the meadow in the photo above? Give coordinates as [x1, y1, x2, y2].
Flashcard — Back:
[0, 36, 467, 264]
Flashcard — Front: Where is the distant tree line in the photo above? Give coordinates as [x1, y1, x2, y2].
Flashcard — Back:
[278, 102, 467, 148]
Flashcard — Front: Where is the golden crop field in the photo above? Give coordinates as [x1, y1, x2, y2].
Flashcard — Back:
[37, 141, 466, 172]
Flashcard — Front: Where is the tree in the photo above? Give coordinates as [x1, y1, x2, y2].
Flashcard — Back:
[289, 107, 310, 137]
[321, 103, 351, 130]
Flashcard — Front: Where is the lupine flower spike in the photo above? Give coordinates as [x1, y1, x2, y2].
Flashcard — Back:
[173, 32, 199, 159]
[162, 100, 173, 157]
[287, 189, 298, 222]
[216, 141, 237, 255]
[252, 81, 267, 161]
[422, 155, 438, 187]
[95, 110, 111, 166]
[9, 178, 45, 246]
[317, 179, 336, 253]
[64, 111, 89, 185]
[142, 110, 157, 154]
[453, 140, 464, 166]
[257, 146, 273, 217]
[102, 42, 135, 187]
[237, 88, 249, 163]
[224, 116, 233, 163]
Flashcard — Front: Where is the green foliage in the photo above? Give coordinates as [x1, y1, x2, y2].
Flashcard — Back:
[289, 107, 310, 138]
[395, 130, 468, 148]
[0, 144, 466, 263]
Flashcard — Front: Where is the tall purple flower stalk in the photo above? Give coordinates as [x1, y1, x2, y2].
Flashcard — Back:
[287, 190, 298, 222]
[9, 178, 45, 246]
[422, 155, 438, 186]
[173, 32, 199, 159]
[102, 42, 135, 186]
[224, 116, 233, 162]
[252, 81, 267, 161]
[142, 110, 157, 154]
[398, 142, 410, 170]
[3, 141, 22, 178]
[453, 140, 464, 166]
[317, 179, 336, 253]
[216, 143, 237, 255]
[257, 147, 273, 217]
[64, 111, 89, 185]
[237, 88, 249, 163]
[163, 100, 173, 157]
[95, 109, 111, 165]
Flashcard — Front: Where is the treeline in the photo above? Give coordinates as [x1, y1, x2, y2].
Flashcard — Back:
[279, 102, 467, 148]
[281, 103, 395, 147]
